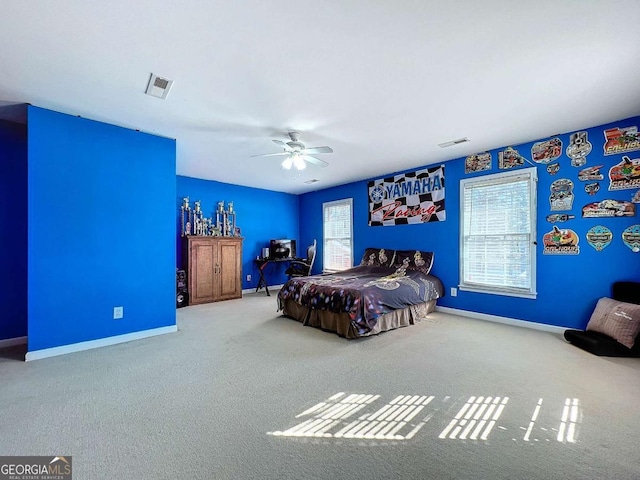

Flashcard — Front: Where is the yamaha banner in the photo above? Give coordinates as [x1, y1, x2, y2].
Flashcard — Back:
[368, 165, 445, 226]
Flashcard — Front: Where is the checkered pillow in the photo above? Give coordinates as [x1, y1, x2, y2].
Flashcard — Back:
[586, 297, 640, 349]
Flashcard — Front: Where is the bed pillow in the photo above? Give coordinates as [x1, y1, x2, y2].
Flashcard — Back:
[360, 248, 393, 267]
[391, 250, 434, 275]
[586, 297, 640, 349]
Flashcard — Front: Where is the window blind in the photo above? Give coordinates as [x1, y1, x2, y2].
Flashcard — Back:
[460, 168, 537, 297]
[323, 199, 353, 271]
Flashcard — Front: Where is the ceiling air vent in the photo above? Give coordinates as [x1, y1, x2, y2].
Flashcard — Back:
[145, 73, 173, 99]
[438, 137, 470, 148]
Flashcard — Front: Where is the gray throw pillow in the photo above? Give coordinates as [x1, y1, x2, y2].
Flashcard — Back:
[586, 297, 640, 349]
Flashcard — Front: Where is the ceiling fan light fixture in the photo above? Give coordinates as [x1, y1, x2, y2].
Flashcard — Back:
[293, 154, 306, 170]
[255, 132, 332, 170]
[281, 157, 293, 170]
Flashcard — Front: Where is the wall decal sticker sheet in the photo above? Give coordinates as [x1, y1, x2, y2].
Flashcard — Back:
[546, 163, 560, 175]
[578, 165, 604, 181]
[582, 199, 635, 218]
[566, 131, 592, 167]
[622, 225, 640, 252]
[603, 125, 640, 156]
[368, 165, 445, 226]
[543, 226, 580, 255]
[498, 147, 526, 169]
[549, 179, 574, 211]
[586, 225, 613, 251]
[532, 137, 562, 164]
[465, 152, 492, 173]
[584, 182, 600, 195]
[546, 214, 575, 223]
[608, 156, 640, 191]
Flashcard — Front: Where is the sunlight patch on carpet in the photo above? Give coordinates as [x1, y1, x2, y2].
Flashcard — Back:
[438, 396, 508, 440]
[269, 392, 433, 440]
[268, 392, 582, 444]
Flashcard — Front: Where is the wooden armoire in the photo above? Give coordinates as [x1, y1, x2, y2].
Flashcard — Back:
[183, 236, 243, 305]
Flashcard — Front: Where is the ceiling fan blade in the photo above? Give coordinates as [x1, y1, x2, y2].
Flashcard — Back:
[303, 146, 333, 154]
[273, 139, 293, 151]
[303, 155, 329, 167]
[250, 152, 290, 158]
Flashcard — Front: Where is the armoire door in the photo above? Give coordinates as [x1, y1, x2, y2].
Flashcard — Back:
[217, 239, 242, 300]
[189, 238, 216, 305]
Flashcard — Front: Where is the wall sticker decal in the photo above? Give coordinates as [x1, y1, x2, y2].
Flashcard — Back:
[578, 165, 604, 181]
[603, 125, 640, 156]
[608, 156, 640, 191]
[532, 137, 562, 164]
[368, 165, 445, 226]
[543, 226, 580, 255]
[549, 178, 574, 211]
[465, 152, 492, 174]
[566, 131, 592, 167]
[546, 163, 560, 175]
[584, 182, 600, 195]
[586, 225, 613, 251]
[622, 225, 640, 252]
[498, 147, 526, 169]
[546, 214, 575, 223]
[582, 199, 635, 218]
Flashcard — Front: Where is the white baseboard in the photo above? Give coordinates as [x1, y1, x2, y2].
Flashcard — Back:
[0, 336, 27, 348]
[435, 306, 567, 334]
[25, 325, 178, 362]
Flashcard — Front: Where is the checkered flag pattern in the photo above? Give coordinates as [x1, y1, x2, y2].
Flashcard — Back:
[368, 165, 445, 226]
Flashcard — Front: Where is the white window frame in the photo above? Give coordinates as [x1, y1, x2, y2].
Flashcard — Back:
[459, 167, 537, 298]
[322, 198, 353, 272]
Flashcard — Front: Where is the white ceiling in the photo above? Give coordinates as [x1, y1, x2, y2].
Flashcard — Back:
[2, 1, 640, 194]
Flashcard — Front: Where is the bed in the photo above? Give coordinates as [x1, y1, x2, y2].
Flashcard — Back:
[277, 248, 444, 338]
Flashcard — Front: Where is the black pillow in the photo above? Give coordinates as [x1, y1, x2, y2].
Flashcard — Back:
[391, 250, 434, 275]
[360, 248, 393, 267]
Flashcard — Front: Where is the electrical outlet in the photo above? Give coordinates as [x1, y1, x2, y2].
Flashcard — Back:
[450, 287, 457, 297]
[113, 306, 124, 319]
[246, 274, 252, 282]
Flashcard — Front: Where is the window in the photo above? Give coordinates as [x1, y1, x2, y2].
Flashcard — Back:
[460, 167, 537, 298]
[323, 198, 353, 272]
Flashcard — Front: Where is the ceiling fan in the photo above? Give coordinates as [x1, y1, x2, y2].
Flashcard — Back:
[252, 132, 333, 170]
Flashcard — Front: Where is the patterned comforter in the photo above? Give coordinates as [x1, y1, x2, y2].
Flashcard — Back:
[277, 265, 444, 336]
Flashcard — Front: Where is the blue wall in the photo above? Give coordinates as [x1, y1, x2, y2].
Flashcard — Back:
[27, 106, 177, 352]
[299, 183, 358, 277]
[300, 116, 640, 329]
[0, 120, 28, 341]
[5, 104, 638, 351]
[176, 176, 300, 289]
